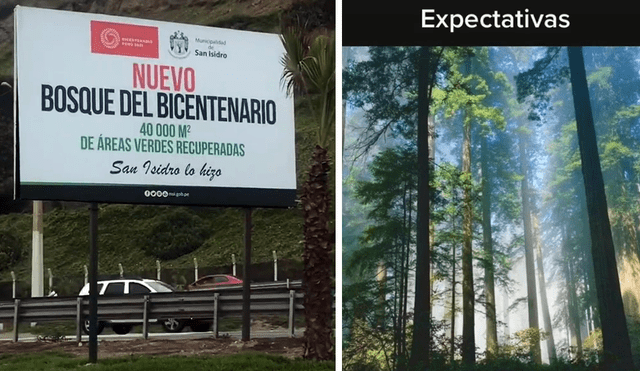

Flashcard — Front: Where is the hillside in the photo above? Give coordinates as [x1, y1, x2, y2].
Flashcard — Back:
[0, 0, 335, 296]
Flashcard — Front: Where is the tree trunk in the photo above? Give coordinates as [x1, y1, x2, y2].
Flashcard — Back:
[566, 252, 583, 360]
[402, 188, 413, 359]
[451, 214, 457, 364]
[301, 145, 334, 361]
[519, 131, 542, 364]
[568, 46, 635, 371]
[533, 212, 557, 362]
[428, 115, 437, 348]
[481, 135, 498, 359]
[409, 46, 434, 371]
[376, 260, 386, 329]
[461, 117, 475, 365]
[396, 183, 409, 369]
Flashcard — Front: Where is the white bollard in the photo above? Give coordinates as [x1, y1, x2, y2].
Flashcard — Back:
[47, 268, 53, 293]
[232, 254, 236, 276]
[11, 271, 16, 299]
[273, 250, 278, 282]
[194, 257, 198, 281]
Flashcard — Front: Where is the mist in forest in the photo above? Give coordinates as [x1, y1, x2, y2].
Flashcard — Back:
[342, 46, 640, 370]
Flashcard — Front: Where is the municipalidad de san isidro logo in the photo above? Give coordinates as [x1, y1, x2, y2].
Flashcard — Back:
[169, 31, 190, 58]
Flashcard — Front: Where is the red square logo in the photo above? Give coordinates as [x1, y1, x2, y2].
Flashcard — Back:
[91, 20, 158, 58]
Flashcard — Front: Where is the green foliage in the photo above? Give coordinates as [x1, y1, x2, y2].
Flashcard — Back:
[280, 29, 335, 149]
[435, 47, 507, 132]
[138, 207, 211, 260]
[0, 205, 305, 283]
[587, 67, 612, 89]
[349, 144, 417, 276]
[343, 46, 424, 152]
[583, 328, 603, 352]
[515, 47, 570, 121]
[0, 229, 24, 271]
[496, 328, 549, 364]
[342, 318, 390, 371]
[30, 322, 73, 342]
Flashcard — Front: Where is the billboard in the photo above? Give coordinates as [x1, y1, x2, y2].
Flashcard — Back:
[14, 6, 296, 207]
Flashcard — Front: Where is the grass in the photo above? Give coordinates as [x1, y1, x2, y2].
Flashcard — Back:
[0, 352, 334, 371]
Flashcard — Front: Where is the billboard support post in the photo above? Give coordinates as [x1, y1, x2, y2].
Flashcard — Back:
[31, 201, 43, 298]
[88, 202, 98, 363]
[242, 207, 252, 341]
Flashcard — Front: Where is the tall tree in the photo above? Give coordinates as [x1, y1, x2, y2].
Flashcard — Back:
[343, 46, 441, 369]
[347, 144, 417, 371]
[459, 53, 476, 366]
[280, 28, 335, 361]
[518, 128, 542, 364]
[567, 46, 634, 370]
[481, 133, 498, 358]
[408, 45, 440, 371]
[533, 212, 557, 362]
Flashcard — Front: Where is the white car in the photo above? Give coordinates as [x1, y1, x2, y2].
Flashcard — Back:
[79, 278, 178, 335]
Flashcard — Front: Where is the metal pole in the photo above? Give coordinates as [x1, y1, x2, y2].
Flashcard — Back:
[289, 290, 295, 337]
[76, 297, 82, 343]
[213, 292, 219, 338]
[156, 260, 161, 281]
[142, 295, 149, 340]
[89, 202, 99, 363]
[242, 208, 252, 341]
[12, 299, 20, 342]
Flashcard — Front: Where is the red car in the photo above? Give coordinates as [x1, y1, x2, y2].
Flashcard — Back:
[187, 274, 243, 290]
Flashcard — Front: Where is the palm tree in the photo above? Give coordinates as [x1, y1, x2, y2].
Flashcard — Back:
[280, 27, 335, 361]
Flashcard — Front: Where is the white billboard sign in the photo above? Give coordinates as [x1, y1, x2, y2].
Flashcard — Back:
[15, 6, 296, 207]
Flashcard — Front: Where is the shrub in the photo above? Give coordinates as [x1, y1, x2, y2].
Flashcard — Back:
[138, 207, 210, 260]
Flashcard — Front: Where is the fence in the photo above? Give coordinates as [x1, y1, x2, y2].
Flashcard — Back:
[0, 281, 305, 342]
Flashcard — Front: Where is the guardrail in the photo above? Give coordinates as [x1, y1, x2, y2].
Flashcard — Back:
[0, 284, 305, 342]
[197, 279, 302, 292]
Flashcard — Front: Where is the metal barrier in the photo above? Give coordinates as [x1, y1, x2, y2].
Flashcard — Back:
[0, 286, 305, 342]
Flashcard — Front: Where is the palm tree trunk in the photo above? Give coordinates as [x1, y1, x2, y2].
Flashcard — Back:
[301, 144, 334, 361]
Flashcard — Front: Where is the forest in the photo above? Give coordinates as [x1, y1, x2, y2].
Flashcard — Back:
[342, 46, 640, 370]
